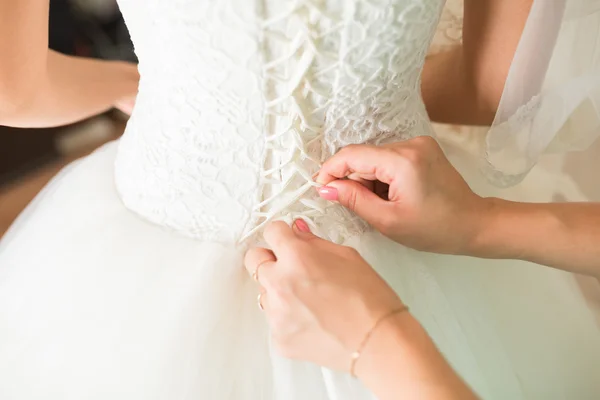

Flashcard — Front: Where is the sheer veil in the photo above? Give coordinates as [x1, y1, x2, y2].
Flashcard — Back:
[433, 0, 600, 187]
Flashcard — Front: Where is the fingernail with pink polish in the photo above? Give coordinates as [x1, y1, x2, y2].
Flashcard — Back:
[318, 186, 338, 201]
[294, 219, 311, 233]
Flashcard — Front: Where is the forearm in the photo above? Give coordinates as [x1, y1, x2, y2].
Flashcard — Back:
[421, 47, 496, 126]
[0, 50, 138, 128]
[357, 313, 478, 400]
[471, 199, 600, 277]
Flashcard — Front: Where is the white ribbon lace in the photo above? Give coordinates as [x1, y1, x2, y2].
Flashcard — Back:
[239, 0, 341, 242]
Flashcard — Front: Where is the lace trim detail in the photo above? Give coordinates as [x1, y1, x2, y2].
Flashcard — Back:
[479, 95, 542, 187]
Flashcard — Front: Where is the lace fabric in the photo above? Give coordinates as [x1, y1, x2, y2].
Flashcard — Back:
[114, 0, 445, 244]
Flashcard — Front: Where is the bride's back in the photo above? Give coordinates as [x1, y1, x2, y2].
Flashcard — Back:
[115, 0, 445, 243]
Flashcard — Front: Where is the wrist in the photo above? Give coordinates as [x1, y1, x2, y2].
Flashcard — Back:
[355, 312, 475, 400]
[465, 197, 523, 260]
[353, 311, 419, 382]
[453, 195, 498, 257]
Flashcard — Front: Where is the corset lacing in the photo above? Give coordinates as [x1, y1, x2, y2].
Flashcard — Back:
[240, 0, 364, 243]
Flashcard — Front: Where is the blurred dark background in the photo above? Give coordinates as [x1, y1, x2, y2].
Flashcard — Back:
[0, 0, 135, 234]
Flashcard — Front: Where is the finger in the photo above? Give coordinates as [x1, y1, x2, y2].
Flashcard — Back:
[244, 247, 276, 281]
[347, 172, 375, 192]
[319, 179, 394, 227]
[316, 145, 402, 186]
[264, 221, 299, 253]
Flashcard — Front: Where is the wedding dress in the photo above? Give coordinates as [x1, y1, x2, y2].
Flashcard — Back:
[1, 0, 600, 399]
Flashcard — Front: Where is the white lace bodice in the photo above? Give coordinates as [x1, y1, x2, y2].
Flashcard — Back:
[114, 0, 446, 244]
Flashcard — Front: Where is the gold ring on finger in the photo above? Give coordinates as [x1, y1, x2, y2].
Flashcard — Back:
[252, 259, 271, 283]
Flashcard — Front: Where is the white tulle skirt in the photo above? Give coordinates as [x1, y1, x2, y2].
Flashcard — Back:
[1, 140, 600, 400]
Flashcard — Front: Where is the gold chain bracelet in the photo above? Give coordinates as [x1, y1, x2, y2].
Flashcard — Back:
[349, 305, 410, 377]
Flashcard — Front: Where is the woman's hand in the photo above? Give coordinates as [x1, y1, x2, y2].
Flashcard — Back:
[315, 136, 489, 255]
[244, 220, 404, 372]
[316, 136, 600, 276]
[244, 220, 478, 400]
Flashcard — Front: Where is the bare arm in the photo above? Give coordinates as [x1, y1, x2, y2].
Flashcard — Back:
[245, 222, 479, 400]
[357, 313, 478, 400]
[472, 200, 600, 277]
[422, 0, 533, 125]
[0, 0, 138, 128]
[316, 138, 600, 277]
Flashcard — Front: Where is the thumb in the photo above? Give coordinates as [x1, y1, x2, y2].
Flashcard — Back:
[320, 180, 390, 225]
